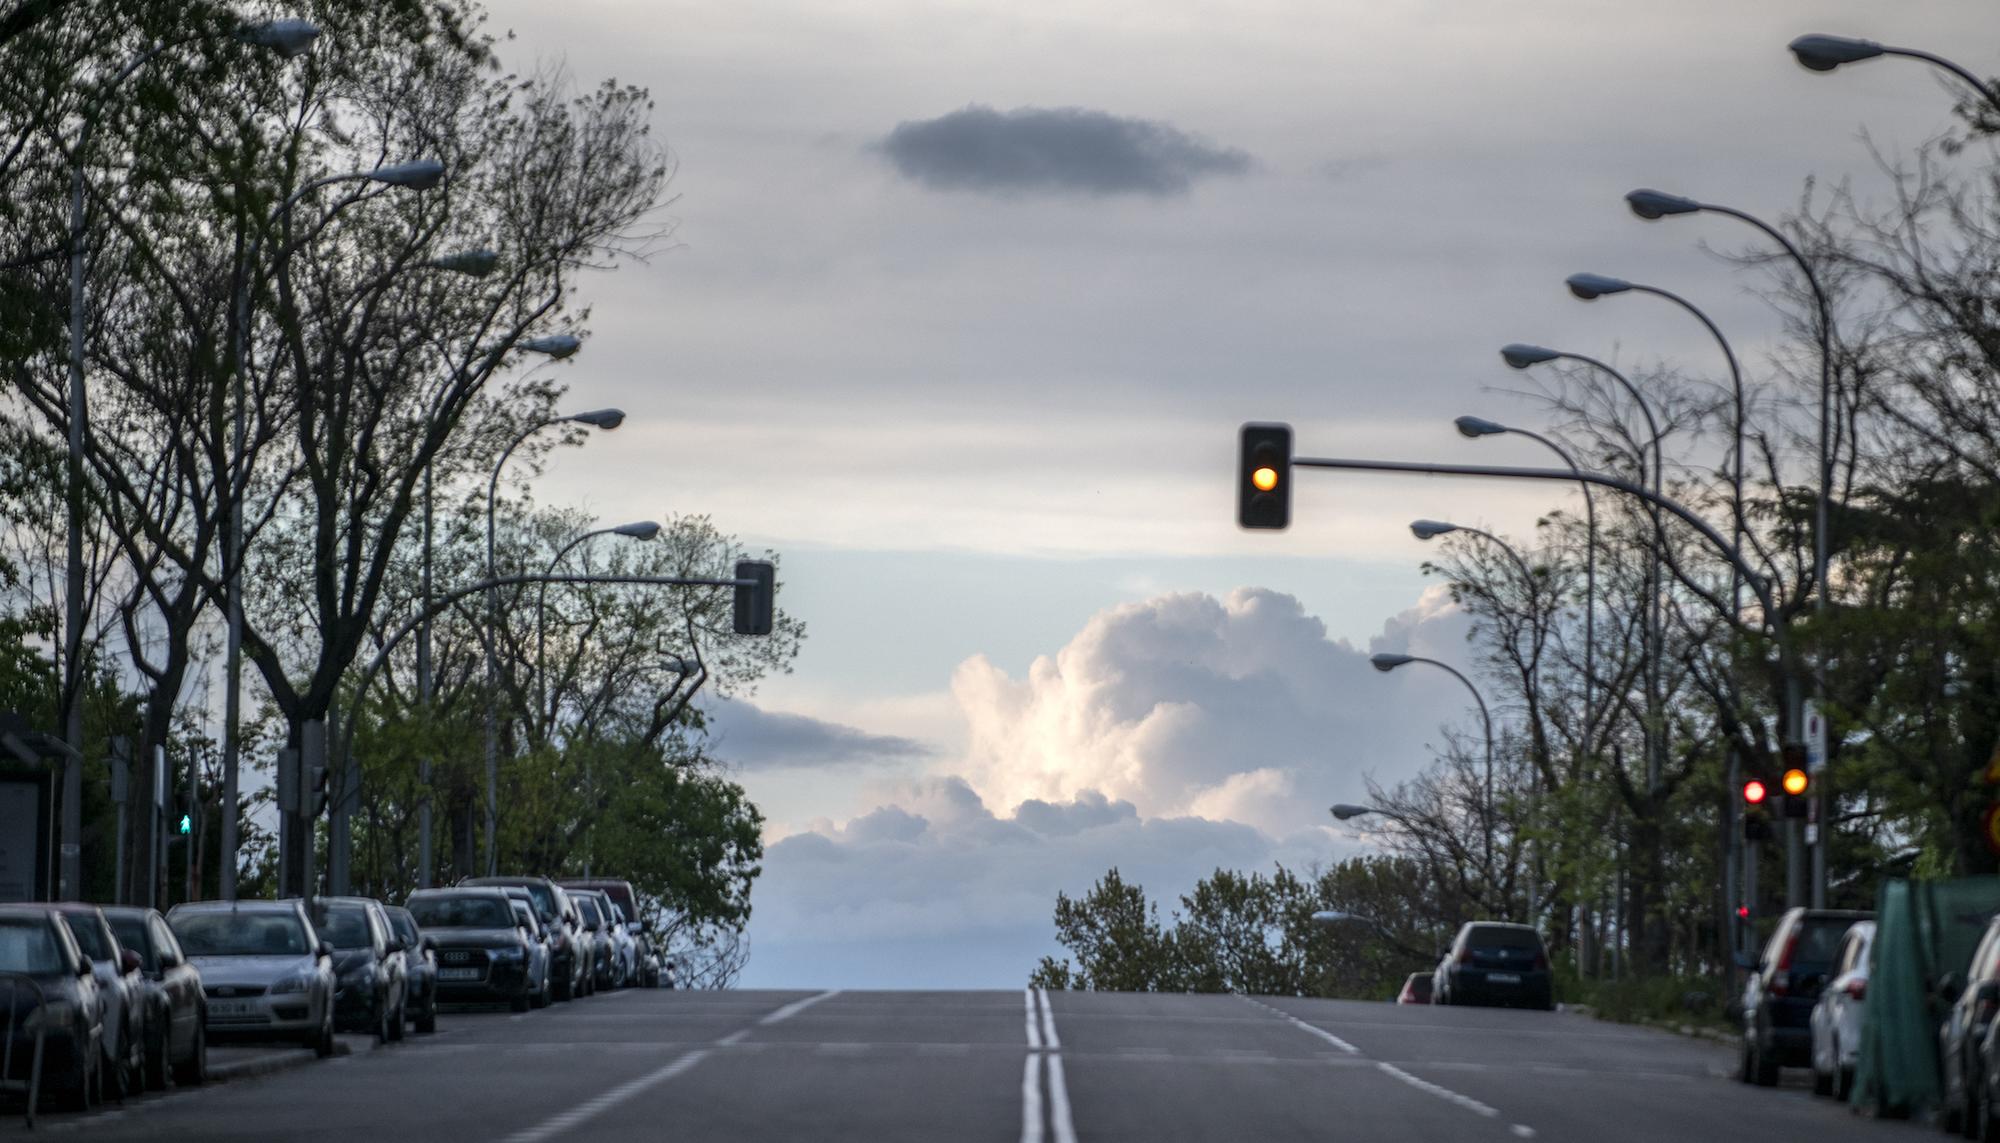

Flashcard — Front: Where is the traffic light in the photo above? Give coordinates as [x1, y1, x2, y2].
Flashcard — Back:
[1742, 779, 1767, 806]
[1238, 422, 1292, 530]
[177, 812, 192, 836]
[1742, 778, 1773, 841]
[734, 560, 774, 636]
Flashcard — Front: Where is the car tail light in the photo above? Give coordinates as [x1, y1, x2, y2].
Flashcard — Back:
[1845, 978, 1866, 1001]
[1457, 947, 1471, 965]
[1534, 950, 1550, 972]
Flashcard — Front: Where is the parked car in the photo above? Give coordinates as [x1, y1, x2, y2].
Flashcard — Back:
[309, 897, 408, 1042]
[504, 897, 554, 1008]
[0, 904, 106, 1109]
[383, 905, 438, 1034]
[1434, 922, 1553, 1010]
[1739, 906, 1870, 1087]
[460, 876, 585, 1000]
[1396, 972, 1434, 1005]
[51, 903, 146, 1100]
[573, 893, 618, 990]
[577, 891, 633, 989]
[1940, 914, 2000, 1132]
[1808, 919, 1873, 1100]
[167, 900, 335, 1056]
[102, 906, 206, 1088]
[407, 889, 539, 1012]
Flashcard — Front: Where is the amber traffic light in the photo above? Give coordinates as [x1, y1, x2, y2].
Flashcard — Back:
[1238, 422, 1292, 530]
[1782, 768, 1809, 797]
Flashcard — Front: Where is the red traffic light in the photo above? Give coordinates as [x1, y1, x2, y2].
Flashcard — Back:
[1736, 905, 1750, 919]
[1742, 779, 1767, 805]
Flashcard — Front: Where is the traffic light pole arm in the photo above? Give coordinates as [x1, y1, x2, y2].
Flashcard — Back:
[1290, 455, 1776, 620]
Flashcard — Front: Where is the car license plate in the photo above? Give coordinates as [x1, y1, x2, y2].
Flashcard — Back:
[438, 967, 484, 981]
[1488, 973, 1520, 984]
[209, 999, 258, 1017]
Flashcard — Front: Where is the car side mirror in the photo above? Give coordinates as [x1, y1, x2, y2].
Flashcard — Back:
[1977, 981, 2000, 1007]
[421, 936, 436, 952]
[386, 938, 404, 954]
[77, 958, 93, 979]
[318, 940, 335, 959]
[120, 948, 143, 975]
[1941, 973, 1964, 999]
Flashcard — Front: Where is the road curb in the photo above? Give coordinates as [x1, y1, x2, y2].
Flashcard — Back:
[207, 1036, 361, 1083]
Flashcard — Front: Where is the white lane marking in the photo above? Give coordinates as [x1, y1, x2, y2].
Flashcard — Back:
[1241, 997, 1358, 1054]
[502, 1049, 710, 1143]
[1375, 1061, 1499, 1117]
[1046, 1051, 1078, 1143]
[717, 1028, 752, 1046]
[759, 989, 840, 1026]
[1036, 988, 1061, 1051]
[1512, 1126, 1538, 1139]
[1024, 987, 1043, 1050]
[1020, 1053, 1045, 1143]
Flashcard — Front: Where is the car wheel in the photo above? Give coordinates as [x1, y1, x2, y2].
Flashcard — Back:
[511, 989, 532, 1013]
[1812, 1061, 1833, 1097]
[417, 994, 438, 1035]
[172, 1020, 206, 1087]
[389, 995, 406, 1042]
[314, 1004, 336, 1058]
[1751, 1036, 1779, 1087]
[376, 994, 393, 1043]
[144, 1017, 168, 1091]
[105, 1027, 131, 1104]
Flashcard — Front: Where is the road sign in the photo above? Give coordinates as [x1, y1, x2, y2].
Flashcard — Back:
[1804, 701, 1827, 774]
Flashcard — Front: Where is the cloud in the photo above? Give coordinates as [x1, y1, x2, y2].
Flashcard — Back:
[879, 105, 1251, 197]
[947, 586, 1474, 837]
[706, 697, 932, 770]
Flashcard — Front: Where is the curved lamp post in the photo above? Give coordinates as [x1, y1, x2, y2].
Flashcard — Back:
[1369, 652, 1495, 871]
[221, 156, 443, 899]
[1501, 343, 1665, 801]
[483, 401, 624, 875]
[1788, 34, 1999, 112]
[1625, 187, 1831, 905]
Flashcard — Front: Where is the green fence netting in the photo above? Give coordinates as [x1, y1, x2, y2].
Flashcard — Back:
[1854, 877, 2000, 1115]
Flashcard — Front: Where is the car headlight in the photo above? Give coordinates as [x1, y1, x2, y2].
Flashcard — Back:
[338, 965, 372, 986]
[269, 972, 314, 995]
[494, 946, 526, 961]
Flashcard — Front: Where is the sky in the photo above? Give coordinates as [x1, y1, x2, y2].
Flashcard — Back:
[474, 0, 1998, 988]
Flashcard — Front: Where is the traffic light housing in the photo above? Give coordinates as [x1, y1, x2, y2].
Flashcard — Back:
[1742, 777, 1773, 841]
[734, 560, 774, 636]
[1780, 743, 1810, 819]
[1238, 422, 1292, 530]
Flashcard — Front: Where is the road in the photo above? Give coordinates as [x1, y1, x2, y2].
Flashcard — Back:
[3, 989, 1925, 1141]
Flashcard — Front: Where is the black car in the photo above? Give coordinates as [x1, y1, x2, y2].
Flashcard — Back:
[102, 906, 207, 1088]
[0, 904, 106, 1110]
[307, 897, 409, 1042]
[383, 905, 439, 1035]
[407, 890, 539, 1012]
[1738, 906, 1870, 1086]
[1434, 922, 1553, 1010]
[460, 876, 585, 1001]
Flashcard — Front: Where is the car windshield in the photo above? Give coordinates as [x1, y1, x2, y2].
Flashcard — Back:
[172, 912, 309, 956]
[576, 898, 602, 925]
[314, 905, 372, 949]
[0, 918, 65, 974]
[387, 912, 420, 947]
[410, 896, 513, 930]
[510, 902, 536, 929]
[108, 916, 152, 966]
[1794, 919, 1854, 972]
[62, 913, 113, 961]
[1467, 926, 1541, 950]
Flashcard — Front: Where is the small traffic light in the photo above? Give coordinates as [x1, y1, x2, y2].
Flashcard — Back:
[1736, 905, 1750, 920]
[734, 560, 774, 636]
[1742, 779, 1767, 805]
[1238, 422, 1292, 530]
[178, 813, 192, 835]
[1781, 766, 1810, 818]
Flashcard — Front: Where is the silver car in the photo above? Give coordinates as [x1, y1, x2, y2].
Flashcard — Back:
[506, 898, 553, 1008]
[167, 901, 335, 1056]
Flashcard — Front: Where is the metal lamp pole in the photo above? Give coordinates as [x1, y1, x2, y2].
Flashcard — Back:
[1369, 652, 1496, 874]
[220, 157, 444, 900]
[483, 401, 624, 876]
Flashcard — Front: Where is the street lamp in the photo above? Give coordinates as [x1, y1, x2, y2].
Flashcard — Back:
[1624, 187, 1832, 906]
[1408, 520, 1535, 593]
[1368, 652, 1495, 871]
[220, 157, 445, 900]
[535, 520, 662, 719]
[1787, 33, 2000, 111]
[425, 248, 501, 277]
[58, 18, 320, 903]
[1454, 416, 1596, 733]
[1501, 343, 1665, 802]
[484, 402, 625, 876]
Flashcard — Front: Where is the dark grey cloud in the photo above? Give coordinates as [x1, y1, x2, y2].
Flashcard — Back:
[707, 699, 932, 770]
[880, 105, 1251, 197]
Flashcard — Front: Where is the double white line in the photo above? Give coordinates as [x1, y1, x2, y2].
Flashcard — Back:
[1022, 988, 1077, 1143]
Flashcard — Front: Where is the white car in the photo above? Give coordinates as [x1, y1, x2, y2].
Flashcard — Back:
[1810, 919, 1875, 1100]
[54, 905, 147, 1100]
[168, 900, 336, 1056]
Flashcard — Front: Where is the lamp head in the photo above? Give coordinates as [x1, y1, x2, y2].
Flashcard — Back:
[1409, 519, 1458, 541]
[1454, 415, 1508, 439]
[1501, 343, 1560, 370]
[614, 520, 662, 540]
[1566, 272, 1632, 301]
[238, 18, 321, 58]
[1788, 33, 1884, 72]
[1329, 804, 1374, 821]
[1626, 188, 1702, 220]
[518, 334, 582, 359]
[1369, 652, 1413, 673]
[368, 159, 446, 190]
[427, 248, 500, 277]
[568, 408, 625, 430]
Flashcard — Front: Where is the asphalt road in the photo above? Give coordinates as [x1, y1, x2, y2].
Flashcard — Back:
[0, 988, 1930, 1141]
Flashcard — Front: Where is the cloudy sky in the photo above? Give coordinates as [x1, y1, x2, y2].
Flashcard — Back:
[477, 0, 1996, 987]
